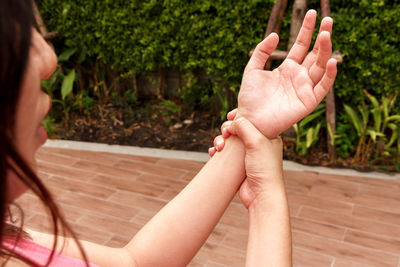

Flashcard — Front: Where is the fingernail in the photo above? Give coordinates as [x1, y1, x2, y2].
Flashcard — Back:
[217, 140, 223, 147]
[221, 128, 226, 136]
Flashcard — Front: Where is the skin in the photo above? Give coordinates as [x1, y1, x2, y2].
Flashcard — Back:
[6, 29, 55, 201]
[8, 9, 336, 266]
[210, 11, 337, 155]
[238, 11, 336, 139]
[226, 118, 291, 266]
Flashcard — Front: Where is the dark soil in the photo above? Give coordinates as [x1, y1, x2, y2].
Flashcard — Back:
[51, 100, 219, 152]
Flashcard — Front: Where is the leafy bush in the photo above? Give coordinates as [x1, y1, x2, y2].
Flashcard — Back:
[330, 0, 400, 112]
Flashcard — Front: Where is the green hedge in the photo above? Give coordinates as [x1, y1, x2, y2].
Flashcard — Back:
[39, 0, 400, 111]
[39, 0, 273, 101]
[331, 0, 400, 109]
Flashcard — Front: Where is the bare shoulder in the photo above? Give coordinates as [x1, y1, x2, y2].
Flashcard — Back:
[25, 228, 136, 267]
[1, 258, 29, 267]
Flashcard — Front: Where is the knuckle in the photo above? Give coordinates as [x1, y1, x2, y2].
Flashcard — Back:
[221, 120, 232, 129]
[234, 117, 246, 127]
[214, 135, 223, 146]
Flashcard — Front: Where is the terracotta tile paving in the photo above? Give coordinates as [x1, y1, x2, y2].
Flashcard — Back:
[14, 147, 400, 267]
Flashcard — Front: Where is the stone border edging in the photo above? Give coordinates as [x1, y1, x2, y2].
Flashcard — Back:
[44, 139, 400, 181]
[44, 139, 210, 162]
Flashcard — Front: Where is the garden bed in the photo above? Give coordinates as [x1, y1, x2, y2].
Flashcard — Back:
[48, 99, 399, 173]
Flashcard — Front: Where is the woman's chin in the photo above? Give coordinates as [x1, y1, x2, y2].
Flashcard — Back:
[6, 169, 29, 202]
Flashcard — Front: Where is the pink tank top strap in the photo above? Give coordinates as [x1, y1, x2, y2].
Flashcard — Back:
[2, 237, 99, 267]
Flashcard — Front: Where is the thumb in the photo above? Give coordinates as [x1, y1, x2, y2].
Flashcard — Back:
[245, 32, 279, 74]
[229, 117, 266, 150]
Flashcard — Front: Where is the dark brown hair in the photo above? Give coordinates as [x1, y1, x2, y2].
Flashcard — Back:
[0, 0, 88, 265]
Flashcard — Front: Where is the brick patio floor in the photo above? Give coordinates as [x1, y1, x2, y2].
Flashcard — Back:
[15, 146, 400, 267]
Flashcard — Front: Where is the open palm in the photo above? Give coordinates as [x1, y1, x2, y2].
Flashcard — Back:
[238, 10, 337, 138]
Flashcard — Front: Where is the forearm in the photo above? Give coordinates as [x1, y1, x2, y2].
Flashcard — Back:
[125, 136, 246, 266]
[246, 181, 292, 267]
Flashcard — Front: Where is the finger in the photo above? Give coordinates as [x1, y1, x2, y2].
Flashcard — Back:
[221, 121, 233, 138]
[229, 117, 267, 150]
[286, 10, 317, 64]
[221, 127, 231, 138]
[308, 31, 332, 85]
[245, 33, 279, 73]
[293, 68, 317, 108]
[208, 147, 216, 157]
[311, 17, 333, 54]
[214, 135, 225, 152]
[314, 58, 337, 103]
[227, 108, 238, 121]
[303, 16, 333, 70]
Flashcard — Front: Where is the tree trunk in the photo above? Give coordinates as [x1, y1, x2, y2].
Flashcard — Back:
[33, 1, 57, 43]
[264, 0, 284, 38]
[157, 68, 166, 99]
[321, 0, 337, 162]
[133, 75, 139, 96]
[288, 0, 308, 50]
[264, 0, 288, 70]
[274, 0, 288, 34]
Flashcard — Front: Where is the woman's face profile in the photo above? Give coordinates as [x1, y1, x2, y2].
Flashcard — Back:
[6, 29, 57, 201]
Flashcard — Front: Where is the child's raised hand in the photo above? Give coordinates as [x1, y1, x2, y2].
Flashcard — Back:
[238, 10, 337, 139]
[209, 10, 338, 156]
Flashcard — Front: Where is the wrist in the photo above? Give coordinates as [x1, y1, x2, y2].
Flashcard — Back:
[248, 183, 288, 215]
[235, 110, 279, 139]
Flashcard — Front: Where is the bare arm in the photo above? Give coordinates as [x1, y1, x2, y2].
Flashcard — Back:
[226, 117, 291, 267]
[246, 176, 291, 266]
[28, 137, 246, 267]
[124, 136, 246, 266]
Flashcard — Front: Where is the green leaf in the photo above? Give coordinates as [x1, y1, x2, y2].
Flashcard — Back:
[326, 123, 340, 146]
[397, 127, 400, 154]
[58, 48, 77, 62]
[358, 105, 369, 129]
[313, 123, 322, 144]
[386, 123, 398, 149]
[366, 129, 384, 142]
[385, 115, 400, 122]
[344, 104, 363, 137]
[292, 123, 299, 134]
[61, 69, 76, 100]
[299, 109, 325, 128]
[365, 90, 379, 109]
[382, 97, 390, 119]
[77, 47, 87, 64]
[299, 142, 307, 155]
[371, 107, 382, 132]
[306, 127, 314, 148]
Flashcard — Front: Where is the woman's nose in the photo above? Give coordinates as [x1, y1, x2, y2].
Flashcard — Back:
[31, 29, 57, 80]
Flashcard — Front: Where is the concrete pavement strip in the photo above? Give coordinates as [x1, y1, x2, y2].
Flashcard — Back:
[44, 139, 400, 181]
